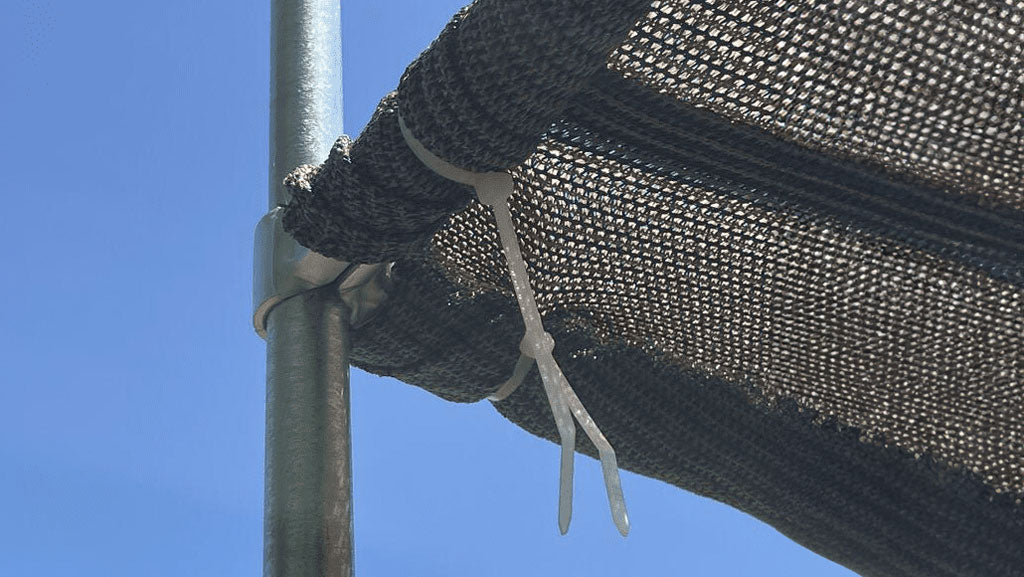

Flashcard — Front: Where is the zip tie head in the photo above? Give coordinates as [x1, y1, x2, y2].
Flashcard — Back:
[474, 171, 515, 208]
[521, 330, 555, 358]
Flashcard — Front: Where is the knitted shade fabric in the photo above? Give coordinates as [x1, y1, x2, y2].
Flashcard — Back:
[281, 1, 1024, 575]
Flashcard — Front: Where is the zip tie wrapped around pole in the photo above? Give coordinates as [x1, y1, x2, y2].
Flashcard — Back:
[399, 114, 630, 536]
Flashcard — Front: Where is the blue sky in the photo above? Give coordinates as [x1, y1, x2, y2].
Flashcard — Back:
[0, 2, 856, 575]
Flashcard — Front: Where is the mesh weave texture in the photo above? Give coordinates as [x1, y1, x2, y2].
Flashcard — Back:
[611, 0, 1024, 209]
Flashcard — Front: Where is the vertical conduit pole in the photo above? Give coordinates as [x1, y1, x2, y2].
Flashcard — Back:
[265, 289, 354, 577]
[265, 2, 352, 576]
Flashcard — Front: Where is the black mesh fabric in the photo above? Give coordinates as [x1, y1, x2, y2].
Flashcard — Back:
[282, 1, 1024, 575]
[610, 0, 1023, 210]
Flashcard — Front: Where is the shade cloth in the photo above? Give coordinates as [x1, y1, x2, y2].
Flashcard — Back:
[281, 1, 1024, 575]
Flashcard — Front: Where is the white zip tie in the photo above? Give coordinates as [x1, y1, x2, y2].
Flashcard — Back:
[399, 114, 629, 536]
[487, 340, 534, 402]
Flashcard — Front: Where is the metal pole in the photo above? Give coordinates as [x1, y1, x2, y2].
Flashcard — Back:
[269, 0, 342, 209]
[263, 1, 351, 576]
[265, 288, 354, 577]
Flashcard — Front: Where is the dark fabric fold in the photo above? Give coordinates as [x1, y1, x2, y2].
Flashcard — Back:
[568, 69, 1024, 285]
[284, 0, 653, 262]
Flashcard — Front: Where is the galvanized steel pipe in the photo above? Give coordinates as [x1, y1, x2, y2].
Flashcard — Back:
[264, 288, 354, 577]
[269, 0, 343, 209]
[264, 1, 351, 576]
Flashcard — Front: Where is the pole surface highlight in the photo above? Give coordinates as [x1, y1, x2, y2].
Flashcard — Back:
[269, 0, 343, 209]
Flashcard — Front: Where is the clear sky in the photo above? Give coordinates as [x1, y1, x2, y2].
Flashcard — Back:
[0, 2, 857, 575]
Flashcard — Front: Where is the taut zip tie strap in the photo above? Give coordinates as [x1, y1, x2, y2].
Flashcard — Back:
[399, 114, 629, 536]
